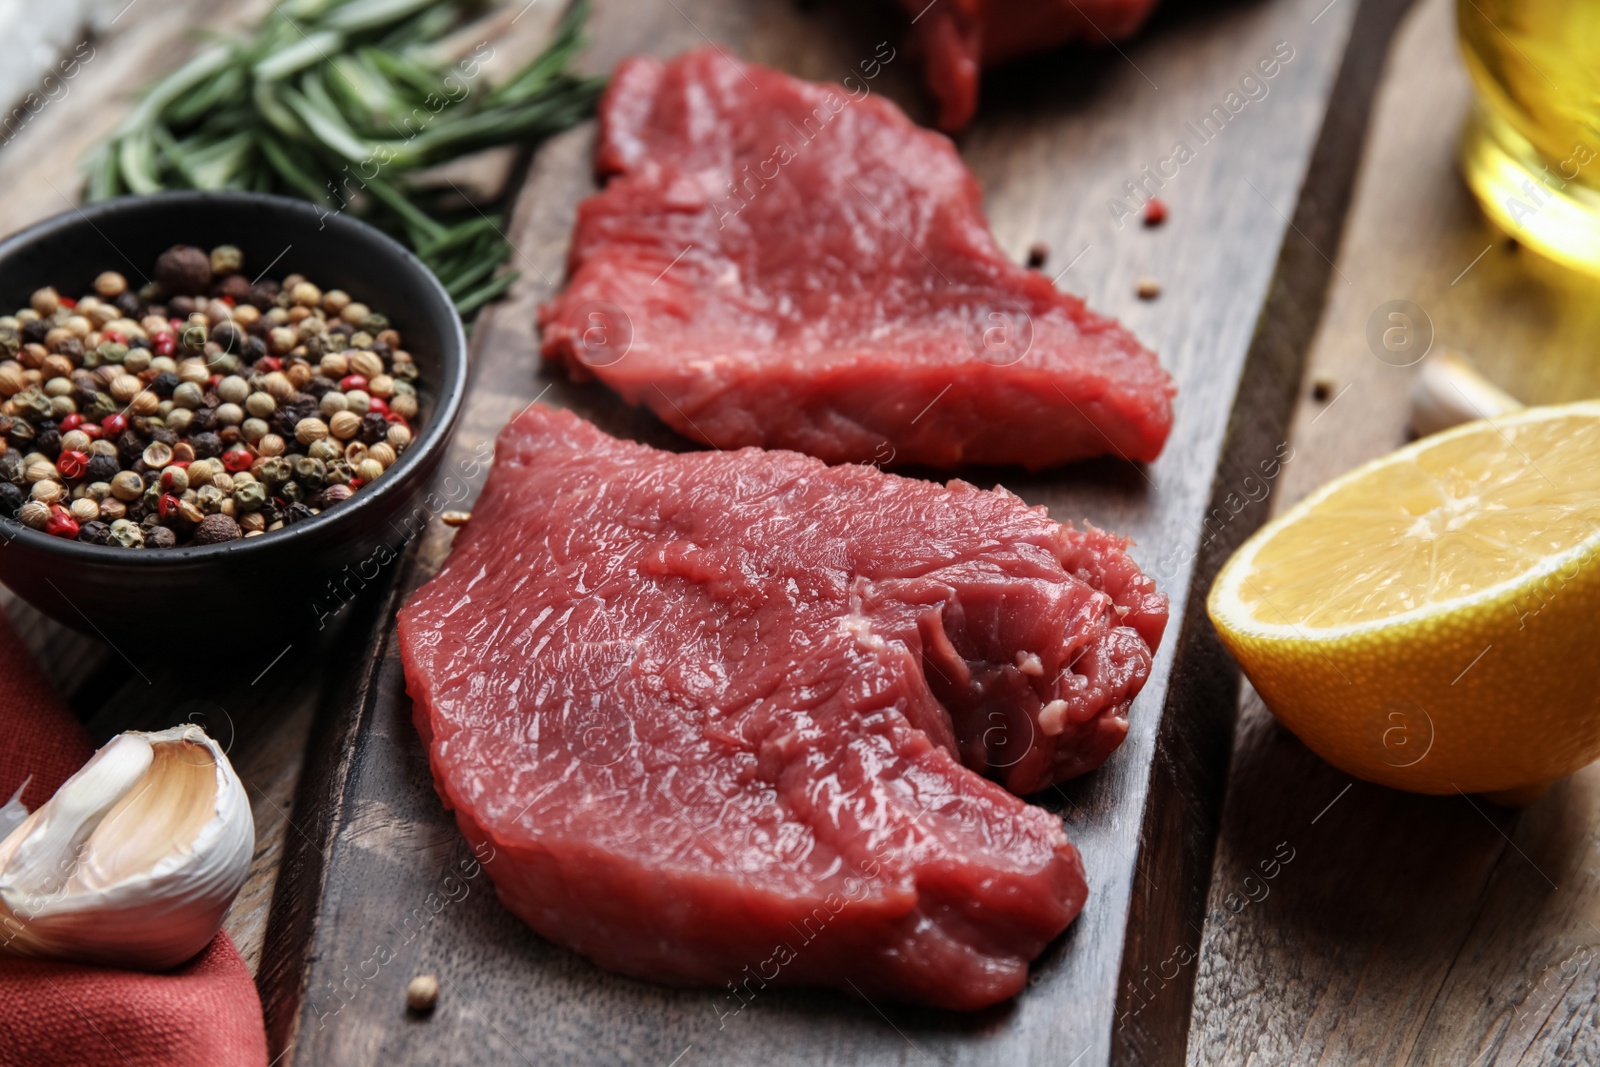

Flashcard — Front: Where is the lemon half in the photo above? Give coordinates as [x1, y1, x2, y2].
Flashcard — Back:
[1208, 402, 1600, 797]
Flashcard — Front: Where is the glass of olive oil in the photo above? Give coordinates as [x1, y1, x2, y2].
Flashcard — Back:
[1457, 0, 1600, 277]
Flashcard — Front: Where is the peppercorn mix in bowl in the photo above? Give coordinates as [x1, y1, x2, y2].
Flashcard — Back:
[0, 192, 465, 638]
[4, 245, 425, 548]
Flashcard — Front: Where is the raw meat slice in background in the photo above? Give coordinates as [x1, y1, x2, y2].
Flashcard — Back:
[541, 49, 1174, 471]
[398, 405, 1167, 1008]
[897, 0, 1164, 131]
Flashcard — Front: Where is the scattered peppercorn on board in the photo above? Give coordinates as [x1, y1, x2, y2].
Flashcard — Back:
[9, 0, 1600, 1065]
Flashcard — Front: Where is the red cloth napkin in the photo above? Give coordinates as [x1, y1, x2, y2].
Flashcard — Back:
[0, 616, 270, 1067]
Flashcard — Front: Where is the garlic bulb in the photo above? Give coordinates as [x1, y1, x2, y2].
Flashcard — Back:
[1409, 349, 1524, 437]
[0, 725, 253, 971]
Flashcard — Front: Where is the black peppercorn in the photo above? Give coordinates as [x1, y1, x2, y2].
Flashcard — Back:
[114, 291, 141, 317]
[187, 407, 216, 433]
[117, 430, 146, 465]
[156, 246, 213, 296]
[186, 431, 221, 459]
[0, 452, 24, 486]
[144, 525, 177, 549]
[281, 502, 316, 526]
[77, 519, 110, 545]
[0, 482, 23, 516]
[55, 336, 84, 361]
[271, 397, 316, 438]
[248, 280, 281, 310]
[244, 336, 269, 362]
[149, 427, 178, 447]
[211, 322, 243, 352]
[19, 319, 48, 345]
[359, 411, 389, 445]
[305, 375, 338, 400]
[149, 372, 180, 398]
[168, 295, 197, 319]
[215, 274, 252, 303]
[85, 454, 119, 483]
[35, 424, 60, 459]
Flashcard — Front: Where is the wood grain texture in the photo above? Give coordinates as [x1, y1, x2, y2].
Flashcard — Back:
[261, 1, 1409, 1065]
[1186, 0, 1600, 1063]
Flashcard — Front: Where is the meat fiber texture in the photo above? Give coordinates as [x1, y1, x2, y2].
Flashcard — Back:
[540, 49, 1173, 472]
[398, 406, 1168, 1009]
[899, 0, 1163, 131]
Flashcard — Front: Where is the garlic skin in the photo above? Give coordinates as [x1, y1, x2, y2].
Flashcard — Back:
[0, 725, 253, 971]
[1409, 349, 1524, 437]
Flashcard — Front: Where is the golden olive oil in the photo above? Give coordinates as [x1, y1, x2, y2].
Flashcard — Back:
[1458, 0, 1600, 276]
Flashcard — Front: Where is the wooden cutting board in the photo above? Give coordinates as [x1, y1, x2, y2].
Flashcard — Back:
[258, 0, 1415, 1063]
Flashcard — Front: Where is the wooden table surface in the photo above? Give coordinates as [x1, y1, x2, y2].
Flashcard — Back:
[2, 0, 1596, 1064]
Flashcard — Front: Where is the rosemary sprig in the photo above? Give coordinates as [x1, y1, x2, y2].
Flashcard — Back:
[86, 0, 602, 321]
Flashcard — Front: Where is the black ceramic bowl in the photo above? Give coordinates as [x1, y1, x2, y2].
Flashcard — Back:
[0, 192, 466, 640]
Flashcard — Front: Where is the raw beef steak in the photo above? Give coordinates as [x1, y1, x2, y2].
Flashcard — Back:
[398, 406, 1167, 1009]
[897, 0, 1162, 131]
[540, 49, 1173, 471]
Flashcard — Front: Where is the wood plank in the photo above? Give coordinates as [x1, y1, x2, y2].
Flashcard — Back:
[261, 0, 1409, 1063]
[1185, 0, 1600, 1063]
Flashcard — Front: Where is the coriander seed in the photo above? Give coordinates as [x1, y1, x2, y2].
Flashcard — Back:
[295, 417, 328, 445]
[349, 351, 384, 379]
[17, 500, 49, 528]
[328, 410, 361, 440]
[110, 471, 144, 502]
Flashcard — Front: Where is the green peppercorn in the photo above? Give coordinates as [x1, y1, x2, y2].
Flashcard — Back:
[293, 455, 326, 489]
[15, 390, 51, 421]
[195, 484, 225, 513]
[86, 392, 118, 420]
[210, 246, 244, 275]
[97, 341, 128, 365]
[307, 438, 341, 463]
[108, 518, 144, 548]
[232, 480, 267, 512]
[324, 459, 353, 486]
[258, 455, 292, 485]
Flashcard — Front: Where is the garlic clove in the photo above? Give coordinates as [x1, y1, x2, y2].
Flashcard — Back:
[1409, 349, 1524, 438]
[0, 724, 253, 972]
[0, 778, 27, 840]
